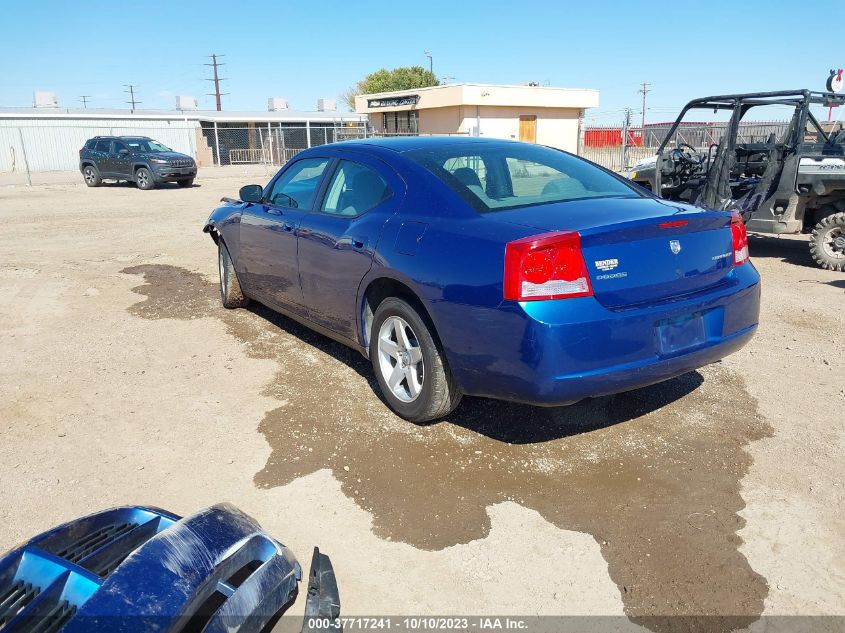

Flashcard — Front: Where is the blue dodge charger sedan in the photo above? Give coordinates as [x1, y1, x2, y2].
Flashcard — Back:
[204, 137, 760, 422]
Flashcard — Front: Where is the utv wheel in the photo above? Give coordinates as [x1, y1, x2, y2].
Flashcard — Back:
[810, 212, 845, 272]
[135, 167, 155, 190]
[218, 241, 250, 308]
[370, 297, 461, 422]
[177, 178, 194, 188]
[82, 165, 101, 187]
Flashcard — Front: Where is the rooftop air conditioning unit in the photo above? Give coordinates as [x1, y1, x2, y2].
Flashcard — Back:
[176, 95, 199, 111]
[268, 98, 289, 111]
[317, 98, 337, 112]
[33, 91, 58, 108]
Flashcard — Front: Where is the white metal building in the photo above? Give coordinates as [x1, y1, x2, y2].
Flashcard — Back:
[0, 108, 367, 173]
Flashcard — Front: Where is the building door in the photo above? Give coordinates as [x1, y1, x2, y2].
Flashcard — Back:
[519, 115, 537, 143]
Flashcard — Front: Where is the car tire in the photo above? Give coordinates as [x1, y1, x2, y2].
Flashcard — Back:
[218, 240, 250, 309]
[135, 167, 155, 190]
[82, 165, 101, 187]
[810, 211, 845, 272]
[369, 297, 461, 422]
[177, 178, 194, 188]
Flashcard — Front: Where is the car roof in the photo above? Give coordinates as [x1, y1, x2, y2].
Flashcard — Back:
[336, 135, 522, 153]
[88, 136, 153, 140]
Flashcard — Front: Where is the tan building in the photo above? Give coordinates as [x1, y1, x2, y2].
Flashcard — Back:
[354, 83, 599, 152]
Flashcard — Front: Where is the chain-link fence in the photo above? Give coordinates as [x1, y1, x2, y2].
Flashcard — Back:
[200, 123, 370, 167]
[0, 121, 370, 185]
[579, 121, 791, 172]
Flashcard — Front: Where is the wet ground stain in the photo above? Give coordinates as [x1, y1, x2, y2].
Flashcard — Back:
[123, 264, 774, 630]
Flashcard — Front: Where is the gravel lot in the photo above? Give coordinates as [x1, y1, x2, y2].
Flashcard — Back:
[0, 172, 843, 629]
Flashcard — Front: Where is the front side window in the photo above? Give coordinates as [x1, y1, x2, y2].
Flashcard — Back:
[112, 141, 127, 154]
[265, 158, 330, 209]
[321, 160, 391, 217]
[406, 143, 642, 213]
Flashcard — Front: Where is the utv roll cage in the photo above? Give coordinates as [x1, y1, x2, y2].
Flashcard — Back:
[653, 90, 845, 198]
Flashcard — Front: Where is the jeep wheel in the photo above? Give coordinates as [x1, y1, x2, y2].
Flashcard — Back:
[82, 165, 101, 187]
[810, 212, 845, 272]
[177, 178, 194, 188]
[135, 167, 155, 190]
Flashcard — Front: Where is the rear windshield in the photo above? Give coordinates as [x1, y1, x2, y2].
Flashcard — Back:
[405, 143, 642, 213]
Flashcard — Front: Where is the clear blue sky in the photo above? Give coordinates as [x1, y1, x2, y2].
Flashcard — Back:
[2, 0, 843, 124]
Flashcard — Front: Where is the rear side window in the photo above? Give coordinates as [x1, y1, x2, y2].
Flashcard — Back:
[94, 140, 111, 152]
[406, 143, 642, 213]
[85, 140, 96, 150]
[321, 160, 391, 217]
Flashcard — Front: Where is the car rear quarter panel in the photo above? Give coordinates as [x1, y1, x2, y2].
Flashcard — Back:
[363, 187, 532, 375]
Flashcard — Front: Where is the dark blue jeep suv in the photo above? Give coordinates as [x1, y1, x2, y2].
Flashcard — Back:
[79, 136, 197, 190]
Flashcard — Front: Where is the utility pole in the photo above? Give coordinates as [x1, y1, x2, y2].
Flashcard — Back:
[79, 95, 91, 109]
[638, 82, 651, 133]
[424, 50, 433, 77]
[205, 54, 227, 111]
[621, 108, 633, 170]
[124, 85, 140, 113]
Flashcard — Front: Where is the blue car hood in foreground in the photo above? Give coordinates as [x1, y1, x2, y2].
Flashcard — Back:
[0, 504, 340, 632]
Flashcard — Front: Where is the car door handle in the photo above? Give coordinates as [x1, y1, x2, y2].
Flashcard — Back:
[336, 236, 367, 250]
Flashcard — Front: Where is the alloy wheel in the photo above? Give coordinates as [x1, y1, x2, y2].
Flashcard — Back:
[377, 316, 424, 403]
[84, 167, 96, 184]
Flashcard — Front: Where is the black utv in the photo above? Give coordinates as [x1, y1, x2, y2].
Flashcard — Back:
[629, 90, 845, 271]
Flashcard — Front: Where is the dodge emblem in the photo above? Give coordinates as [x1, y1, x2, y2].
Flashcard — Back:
[669, 239, 682, 254]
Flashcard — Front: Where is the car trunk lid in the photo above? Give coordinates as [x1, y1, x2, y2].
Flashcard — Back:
[492, 197, 737, 309]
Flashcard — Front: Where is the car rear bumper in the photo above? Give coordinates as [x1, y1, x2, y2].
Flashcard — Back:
[436, 263, 761, 406]
[507, 323, 756, 406]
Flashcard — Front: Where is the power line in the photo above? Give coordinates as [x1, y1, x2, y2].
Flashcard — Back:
[79, 95, 92, 108]
[205, 54, 228, 111]
[124, 84, 140, 112]
[638, 82, 651, 130]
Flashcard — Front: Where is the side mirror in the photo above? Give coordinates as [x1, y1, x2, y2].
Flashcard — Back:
[119, 148, 130, 156]
[239, 184, 263, 203]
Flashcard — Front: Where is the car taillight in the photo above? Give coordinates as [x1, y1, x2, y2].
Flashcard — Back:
[504, 231, 593, 301]
[731, 212, 749, 266]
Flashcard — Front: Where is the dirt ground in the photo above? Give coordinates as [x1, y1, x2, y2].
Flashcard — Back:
[0, 172, 843, 630]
